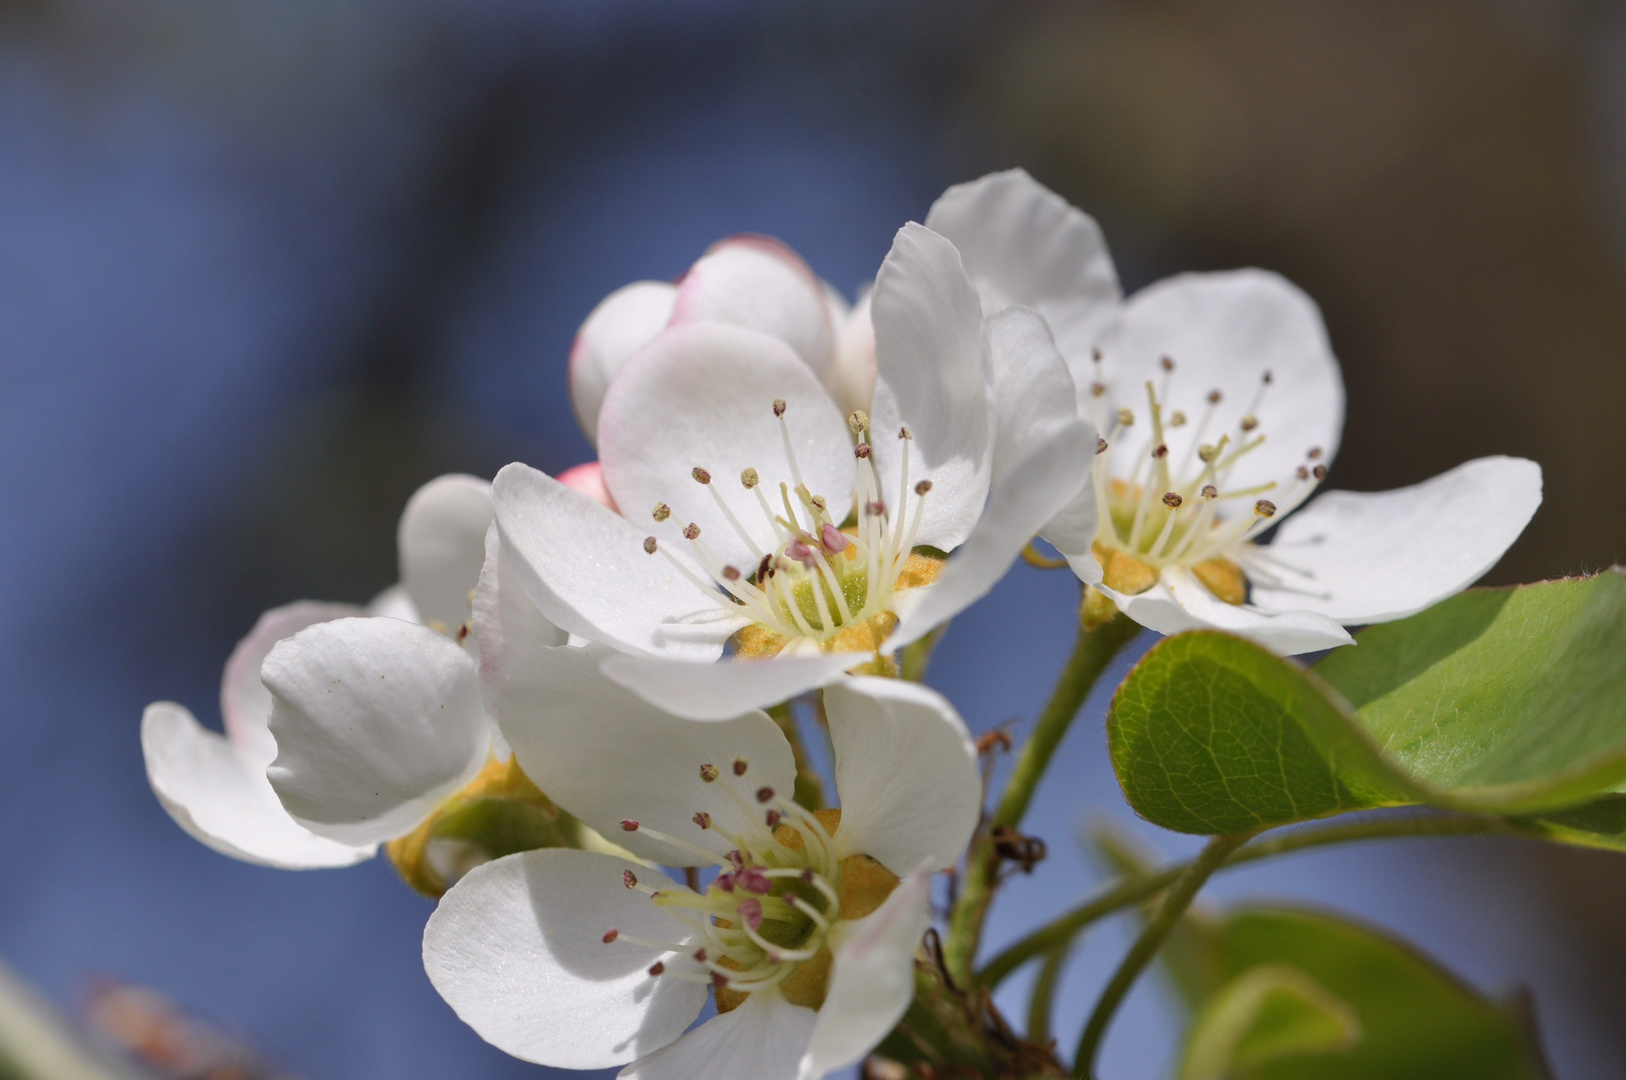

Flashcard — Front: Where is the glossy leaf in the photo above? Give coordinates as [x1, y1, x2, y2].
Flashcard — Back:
[1174, 908, 1549, 1080]
[1108, 571, 1626, 834]
[1176, 964, 1358, 1080]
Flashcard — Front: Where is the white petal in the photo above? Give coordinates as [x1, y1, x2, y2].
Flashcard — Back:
[797, 864, 933, 1080]
[221, 601, 363, 765]
[598, 322, 856, 571]
[1101, 568, 1353, 655]
[822, 679, 979, 874]
[366, 584, 419, 622]
[558, 460, 618, 509]
[571, 281, 680, 445]
[623, 992, 816, 1080]
[472, 520, 567, 723]
[888, 410, 1090, 646]
[924, 168, 1121, 366]
[424, 849, 705, 1069]
[671, 235, 834, 383]
[827, 286, 876, 417]
[1249, 457, 1543, 625]
[1096, 270, 1345, 519]
[493, 462, 739, 660]
[868, 223, 994, 552]
[141, 702, 376, 870]
[499, 643, 794, 866]
[398, 474, 494, 634]
[264, 618, 489, 844]
[602, 652, 854, 722]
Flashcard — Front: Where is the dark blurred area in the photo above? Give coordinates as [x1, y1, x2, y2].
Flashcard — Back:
[0, 2, 1621, 1079]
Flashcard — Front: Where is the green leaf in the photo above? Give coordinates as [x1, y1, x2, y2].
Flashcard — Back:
[1522, 793, 1626, 852]
[1315, 570, 1626, 811]
[1108, 571, 1626, 834]
[1176, 964, 1358, 1080]
[1176, 908, 1549, 1080]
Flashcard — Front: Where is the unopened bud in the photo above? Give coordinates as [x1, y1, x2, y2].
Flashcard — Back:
[683, 522, 701, 541]
[848, 409, 869, 435]
[772, 398, 787, 417]
[1162, 492, 1183, 509]
[1240, 415, 1259, 432]
[691, 467, 711, 485]
[699, 763, 719, 783]
[643, 536, 658, 554]
[915, 479, 932, 495]
[1255, 499, 1277, 518]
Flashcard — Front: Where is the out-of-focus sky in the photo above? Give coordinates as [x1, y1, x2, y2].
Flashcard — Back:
[1, 3, 1623, 1079]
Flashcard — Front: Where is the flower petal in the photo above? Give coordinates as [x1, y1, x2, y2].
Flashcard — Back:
[399, 474, 494, 634]
[558, 460, 617, 510]
[424, 849, 705, 1070]
[822, 678, 979, 874]
[891, 311, 1094, 647]
[365, 584, 419, 622]
[601, 652, 854, 723]
[571, 281, 680, 444]
[671, 235, 834, 384]
[924, 168, 1121, 367]
[598, 322, 856, 572]
[472, 520, 567, 724]
[141, 702, 376, 869]
[797, 863, 933, 1080]
[221, 601, 363, 764]
[1249, 456, 1543, 625]
[1101, 568, 1353, 655]
[623, 992, 817, 1080]
[1096, 270, 1345, 519]
[264, 618, 489, 844]
[827, 286, 875, 417]
[499, 644, 794, 865]
[868, 223, 993, 552]
[493, 462, 740, 660]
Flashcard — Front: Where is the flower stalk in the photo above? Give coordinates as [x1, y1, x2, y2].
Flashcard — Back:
[943, 609, 1141, 987]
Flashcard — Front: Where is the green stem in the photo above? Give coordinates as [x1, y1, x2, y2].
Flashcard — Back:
[979, 811, 1537, 988]
[1073, 833, 1251, 1077]
[944, 614, 1140, 988]
[1026, 944, 1071, 1049]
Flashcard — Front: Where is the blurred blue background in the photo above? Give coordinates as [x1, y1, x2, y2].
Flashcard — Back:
[3, 3, 1625, 1078]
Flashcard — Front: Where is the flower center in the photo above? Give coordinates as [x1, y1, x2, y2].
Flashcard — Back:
[601, 758, 898, 1011]
[1085, 355, 1326, 603]
[642, 401, 942, 656]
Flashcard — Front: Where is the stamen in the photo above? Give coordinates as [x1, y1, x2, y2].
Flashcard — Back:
[652, 502, 671, 522]
[603, 929, 618, 943]
[741, 467, 759, 488]
[700, 764, 719, 783]
[1255, 499, 1277, 518]
[733, 759, 748, 776]
[643, 537, 658, 554]
[692, 467, 711, 485]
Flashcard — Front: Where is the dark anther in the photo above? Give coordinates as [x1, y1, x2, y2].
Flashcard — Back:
[990, 826, 1047, 874]
[755, 787, 774, 803]
[620, 820, 639, 832]
[732, 758, 748, 776]
[699, 763, 719, 783]
[1096, 437, 1108, 455]
[693, 811, 711, 829]
[1162, 492, 1183, 509]
[914, 479, 933, 495]
[643, 536, 658, 555]
[692, 467, 712, 485]
[1313, 464, 1327, 481]
[773, 399, 787, 417]
[602, 929, 618, 943]
[683, 522, 701, 541]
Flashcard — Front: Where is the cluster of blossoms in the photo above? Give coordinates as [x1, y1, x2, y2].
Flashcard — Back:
[142, 169, 1540, 1078]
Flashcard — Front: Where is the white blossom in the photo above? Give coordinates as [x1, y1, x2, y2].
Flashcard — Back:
[424, 646, 981, 1080]
[927, 169, 1542, 654]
